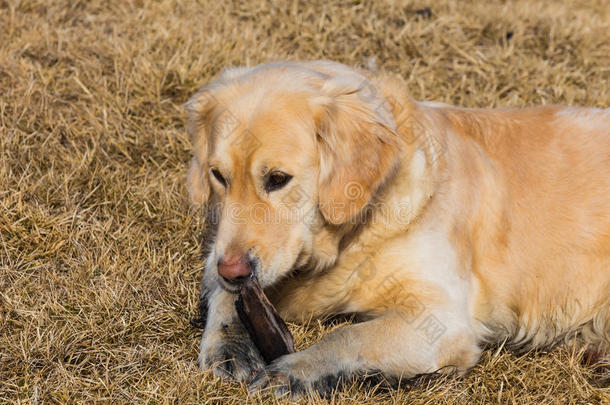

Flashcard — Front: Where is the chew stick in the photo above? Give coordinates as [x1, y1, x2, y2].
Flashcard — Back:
[235, 276, 295, 364]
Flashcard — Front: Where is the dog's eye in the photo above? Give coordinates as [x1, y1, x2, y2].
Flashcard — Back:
[265, 171, 292, 192]
[210, 168, 227, 187]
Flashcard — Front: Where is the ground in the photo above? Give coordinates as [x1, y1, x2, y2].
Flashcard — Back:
[0, 0, 609, 403]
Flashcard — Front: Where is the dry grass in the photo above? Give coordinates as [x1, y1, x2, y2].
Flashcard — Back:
[0, 0, 609, 403]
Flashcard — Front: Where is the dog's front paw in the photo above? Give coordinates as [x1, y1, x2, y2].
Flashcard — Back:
[248, 352, 347, 398]
[200, 323, 265, 381]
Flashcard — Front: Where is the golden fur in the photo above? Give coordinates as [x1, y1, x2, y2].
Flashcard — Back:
[186, 61, 609, 393]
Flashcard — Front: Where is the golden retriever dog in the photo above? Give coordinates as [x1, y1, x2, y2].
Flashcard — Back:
[186, 60, 610, 395]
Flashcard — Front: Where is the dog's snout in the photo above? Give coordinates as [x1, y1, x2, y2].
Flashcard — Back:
[217, 254, 252, 284]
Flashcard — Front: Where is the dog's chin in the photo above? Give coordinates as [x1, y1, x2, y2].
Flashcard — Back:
[218, 278, 242, 293]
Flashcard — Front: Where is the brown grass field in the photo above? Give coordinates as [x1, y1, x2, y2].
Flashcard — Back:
[1, 0, 609, 403]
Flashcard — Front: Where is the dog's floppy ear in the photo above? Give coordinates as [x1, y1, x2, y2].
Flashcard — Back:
[311, 76, 402, 225]
[185, 87, 218, 206]
[186, 155, 208, 205]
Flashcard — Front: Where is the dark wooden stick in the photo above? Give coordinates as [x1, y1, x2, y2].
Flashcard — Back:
[235, 276, 295, 364]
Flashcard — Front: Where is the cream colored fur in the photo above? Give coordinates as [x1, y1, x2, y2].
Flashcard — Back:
[186, 61, 610, 394]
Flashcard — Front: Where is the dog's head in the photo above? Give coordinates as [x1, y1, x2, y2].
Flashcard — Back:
[186, 61, 403, 290]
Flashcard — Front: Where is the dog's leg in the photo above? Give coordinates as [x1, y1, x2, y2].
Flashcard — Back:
[249, 309, 480, 397]
[198, 269, 265, 381]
